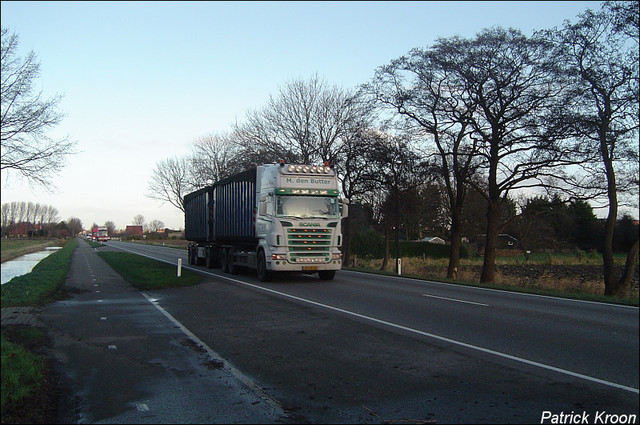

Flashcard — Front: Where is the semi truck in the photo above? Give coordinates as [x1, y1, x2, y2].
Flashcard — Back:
[96, 227, 109, 242]
[184, 161, 347, 281]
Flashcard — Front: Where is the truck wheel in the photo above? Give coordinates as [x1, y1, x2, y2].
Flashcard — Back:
[220, 248, 229, 273]
[205, 248, 213, 269]
[257, 250, 271, 282]
[227, 249, 237, 274]
[187, 247, 194, 265]
[318, 270, 336, 281]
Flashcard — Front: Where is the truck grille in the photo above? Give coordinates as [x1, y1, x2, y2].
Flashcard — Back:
[287, 228, 332, 262]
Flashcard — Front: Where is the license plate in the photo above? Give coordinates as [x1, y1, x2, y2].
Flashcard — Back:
[302, 266, 318, 271]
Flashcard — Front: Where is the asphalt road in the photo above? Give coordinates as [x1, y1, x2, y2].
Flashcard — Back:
[41, 240, 639, 423]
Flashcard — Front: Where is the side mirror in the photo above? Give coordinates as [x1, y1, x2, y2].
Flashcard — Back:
[340, 199, 349, 218]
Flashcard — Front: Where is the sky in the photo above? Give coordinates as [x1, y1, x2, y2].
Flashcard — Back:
[1, 0, 610, 231]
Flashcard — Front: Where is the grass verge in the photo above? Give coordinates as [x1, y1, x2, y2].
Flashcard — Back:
[346, 254, 639, 307]
[97, 251, 201, 290]
[1, 327, 54, 424]
[1, 239, 78, 308]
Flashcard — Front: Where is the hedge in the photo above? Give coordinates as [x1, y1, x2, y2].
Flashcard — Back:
[349, 231, 468, 259]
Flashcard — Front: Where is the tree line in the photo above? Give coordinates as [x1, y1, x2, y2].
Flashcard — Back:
[0, 201, 83, 238]
[143, 1, 636, 296]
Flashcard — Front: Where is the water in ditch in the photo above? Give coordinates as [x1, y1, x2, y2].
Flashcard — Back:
[1, 247, 62, 285]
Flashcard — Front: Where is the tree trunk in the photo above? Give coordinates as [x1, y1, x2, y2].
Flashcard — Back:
[602, 209, 618, 295]
[615, 237, 639, 298]
[601, 131, 619, 296]
[342, 215, 351, 266]
[480, 202, 501, 284]
[395, 199, 401, 274]
[381, 222, 390, 271]
[447, 209, 463, 279]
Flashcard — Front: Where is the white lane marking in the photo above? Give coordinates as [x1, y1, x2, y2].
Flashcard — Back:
[110, 243, 639, 395]
[108, 345, 117, 350]
[141, 292, 283, 412]
[343, 269, 640, 310]
[206, 273, 639, 395]
[135, 403, 149, 412]
[421, 293, 489, 306]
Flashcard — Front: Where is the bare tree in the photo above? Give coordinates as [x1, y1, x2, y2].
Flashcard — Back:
[33, 202, 42, 228]
[233, 74, 368, 166]
[132, 214, 144, 226]
[432, 28, 583, 284]
[0, 203, 9, 236]
[545, 1, 639, 296]
[67, 217, 83, 237]
[363, 43, 480, 279]
[190, 132, 245, 185]
[37, 203, 48, 230]
[146, 156, 193, 212]
[25, 201, 36, 228]
[363, 132, 426, 272]
[1, 27, 76, 189]
[338, 127, 384, 265]
[146, 219, 164, 233]
[16, 201, 26, 227]
[104, 220, 116, 236]
[45, 205, 58, 237]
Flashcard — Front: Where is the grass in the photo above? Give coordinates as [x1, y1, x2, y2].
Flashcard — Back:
[347, 253, 639, 306]
[1, 239, 78, 423]
[97, 251, 201, 290]
[1, 332, 45, 406]
[1, 239, 78, 308]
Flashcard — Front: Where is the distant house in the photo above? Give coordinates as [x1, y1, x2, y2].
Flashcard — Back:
[9, 222, 41, 238]
[421, 236, 446, 245]
[155, 228, 184, 239]
[167, 229, 184, 239]
[125, 225, 143, 236]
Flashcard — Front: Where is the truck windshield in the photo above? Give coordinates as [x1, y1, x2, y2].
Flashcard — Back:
[276, 196, 339, 219]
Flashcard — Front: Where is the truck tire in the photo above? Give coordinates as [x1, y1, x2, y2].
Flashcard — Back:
[227, 249, 237, 274]
[256, 250, 271, 282]
[318, 270, 336, 281]
[196, 248, 205, 266]
[205, 248, 214, 269]
[221, 248, 229, 273]
[187, 247, 194, 265]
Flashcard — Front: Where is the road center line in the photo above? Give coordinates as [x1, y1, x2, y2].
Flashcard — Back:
[421, 293, 489, 306]
[108, 243, 639, 395]
[211, 273, 639, 395]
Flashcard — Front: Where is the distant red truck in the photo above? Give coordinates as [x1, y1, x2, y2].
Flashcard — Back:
[93, 226, 109, 242]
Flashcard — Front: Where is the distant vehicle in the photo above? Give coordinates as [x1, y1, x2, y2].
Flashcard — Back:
[96, 227, 109, 242]
[184, 161, 347, 281]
